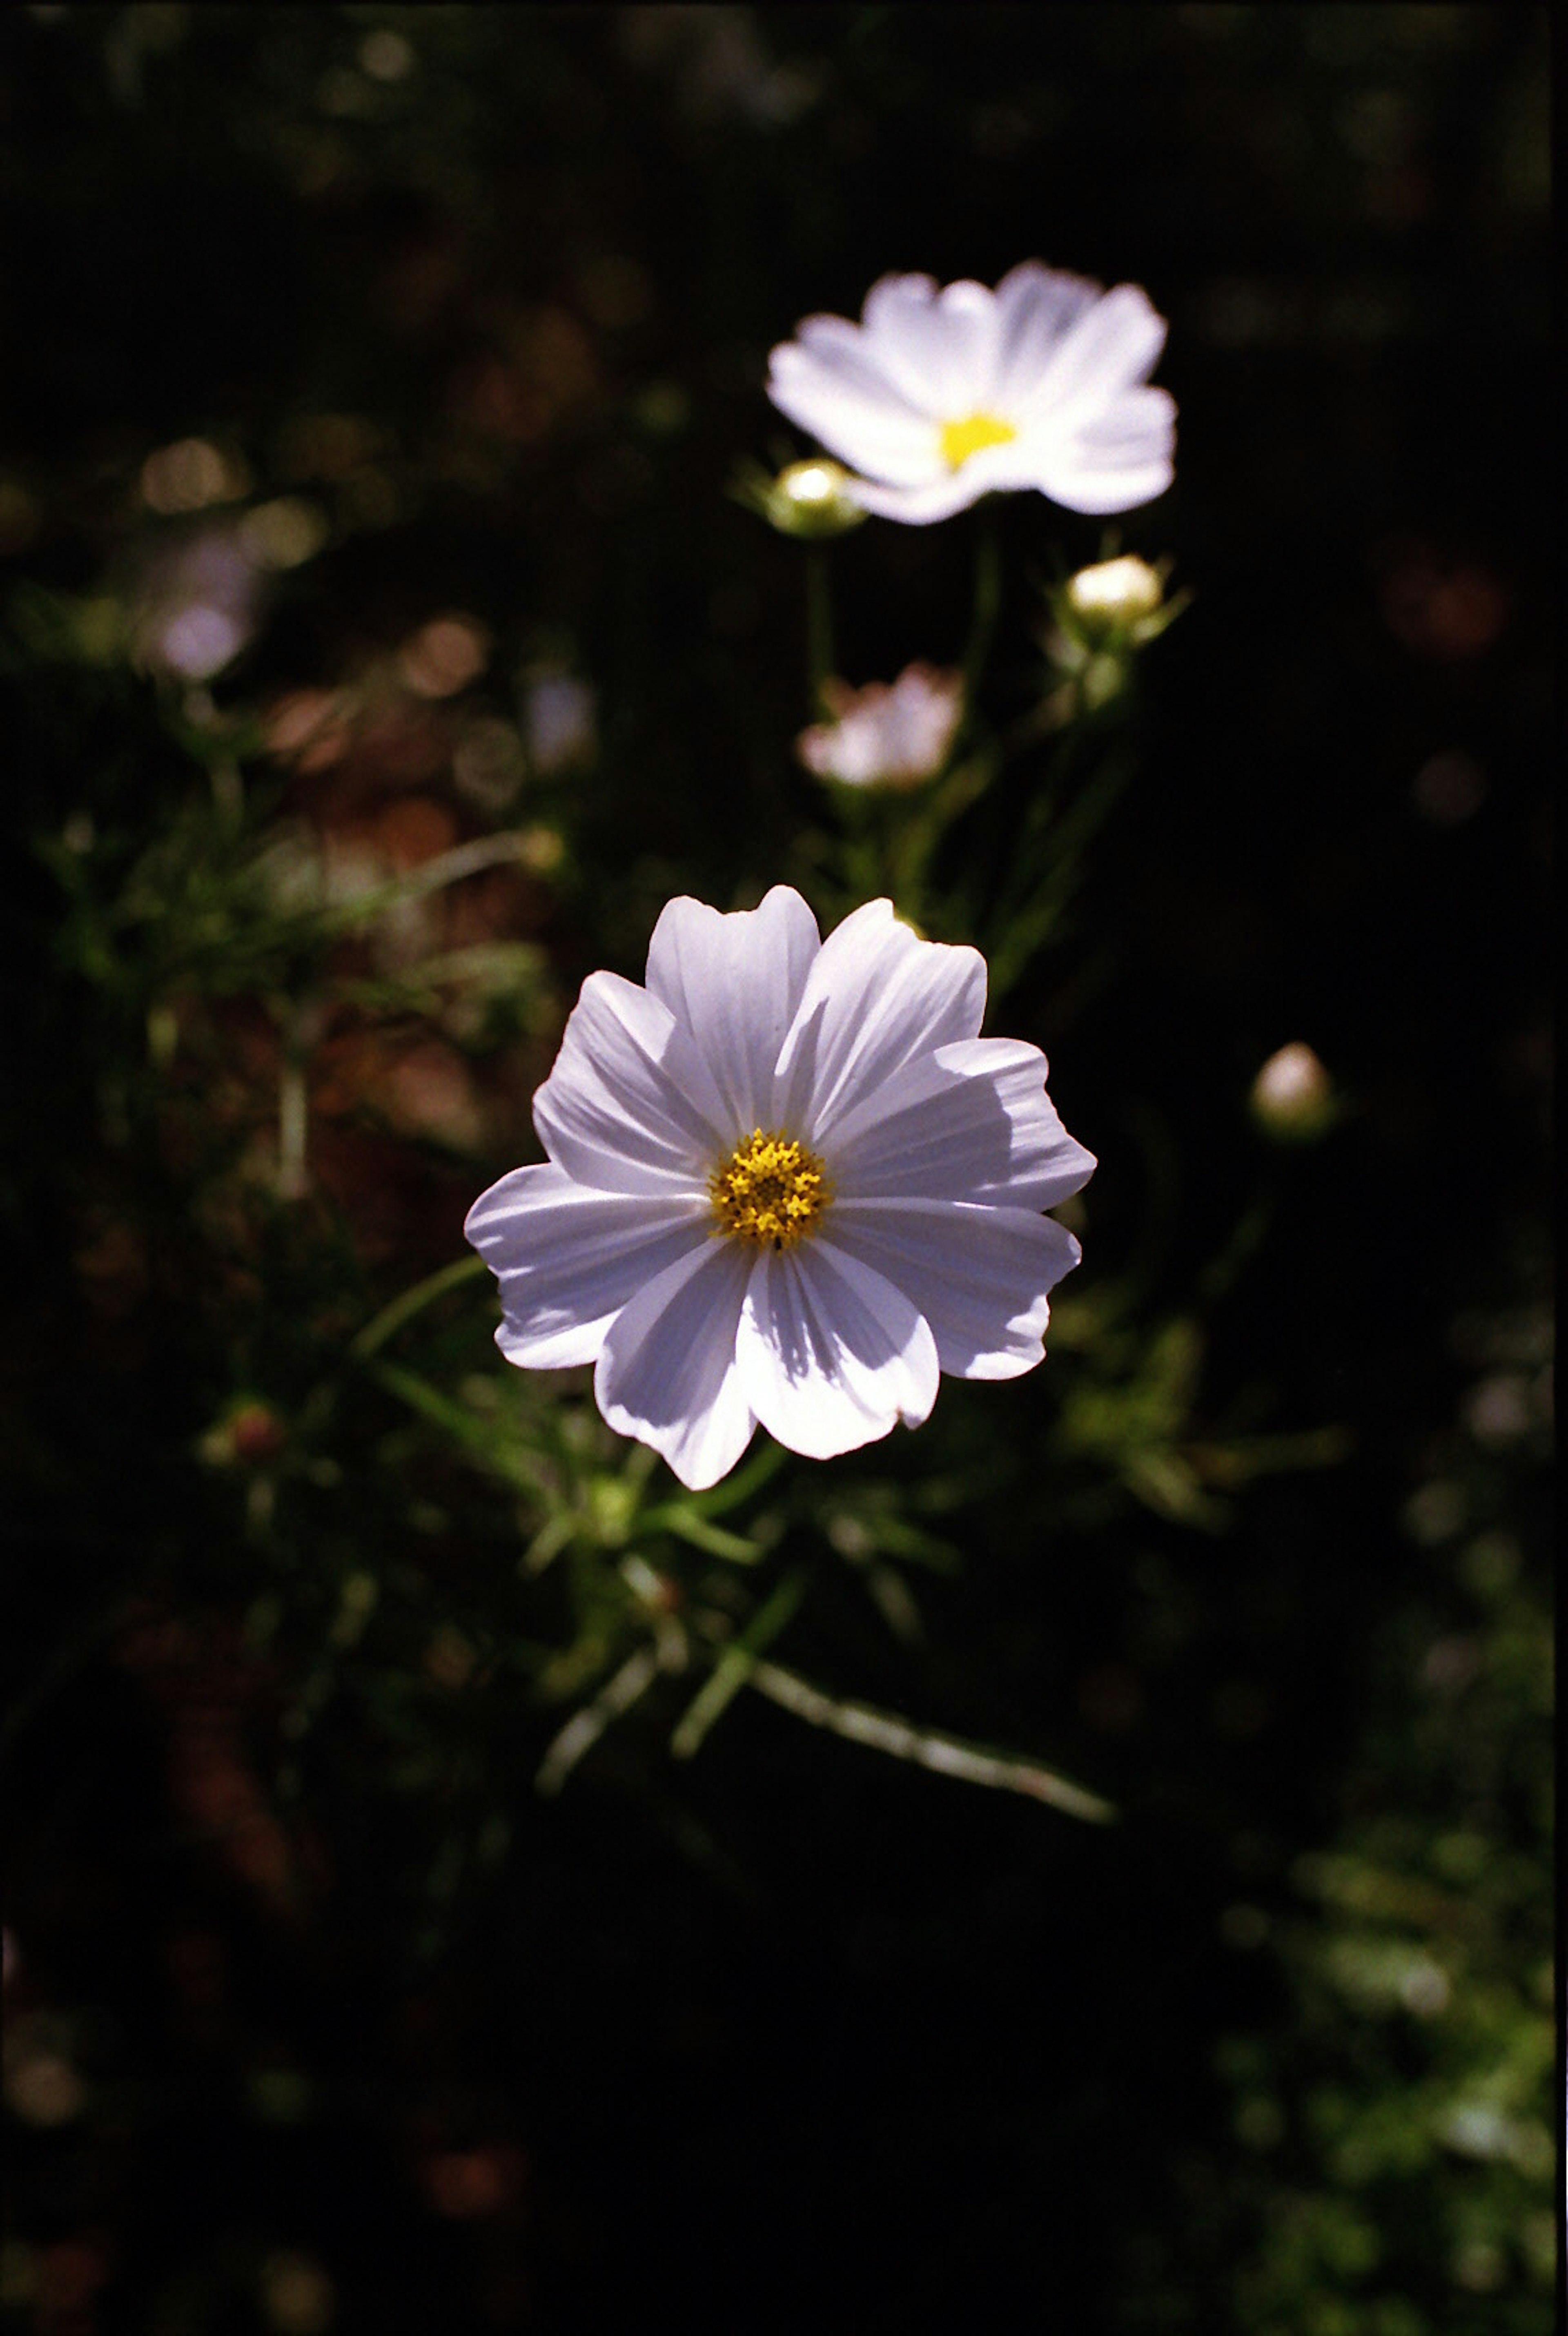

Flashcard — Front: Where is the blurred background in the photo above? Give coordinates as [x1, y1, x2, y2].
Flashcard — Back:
[1, 7, 1552, 2333]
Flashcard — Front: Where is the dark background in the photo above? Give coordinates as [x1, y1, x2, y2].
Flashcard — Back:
[1, 9, 1552, 2334]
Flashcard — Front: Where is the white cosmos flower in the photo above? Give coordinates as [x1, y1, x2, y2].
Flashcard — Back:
[797, 662, 964, 790]
[767, 262, 1175, 525]
[466, 887, 1095, 1490]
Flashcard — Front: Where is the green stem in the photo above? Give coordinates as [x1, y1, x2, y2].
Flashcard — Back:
[961, 515, 1003, 702]
[670, 1570, 807, 1760]
[350, 1252, 488, 1362]
[312, 831, 548, 941]
[984, 745, 1134, 997]
[804, 547, 835, 715]
[749, 1661, 1116, 1822]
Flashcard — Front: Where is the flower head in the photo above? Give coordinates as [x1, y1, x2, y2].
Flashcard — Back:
[796, 663, 964, 790]
[466, 888, 1095, 1489]
[767, 263, 1175, 526]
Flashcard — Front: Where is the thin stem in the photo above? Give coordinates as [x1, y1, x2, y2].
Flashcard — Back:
[350, 1252, 488, 1362]
[960, 515, 1003, 702]
[804, 547, 835, 715]
[312, 831, 546, 940]
[276, 1007, 310, 1201]
[984, 745, 1136, 999]
[670, 1570, 807, 1760]
[535, 1643, 667, 1797]
[749, 1662, 1117, 1823]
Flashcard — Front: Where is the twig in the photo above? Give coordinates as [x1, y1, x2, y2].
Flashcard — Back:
[535, 1643, 666, 1797]
[748, 1662, 1116, 1823]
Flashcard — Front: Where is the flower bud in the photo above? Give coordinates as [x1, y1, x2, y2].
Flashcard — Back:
[1249, 1043, 1337, 1143]
[200, 1398, 287, 1468]
[1066, 554, 1166, 631]
[1038, 554, 1185, 726]
[733, 458, 868, 539]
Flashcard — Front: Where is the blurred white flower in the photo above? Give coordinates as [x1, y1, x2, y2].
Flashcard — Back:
[131, 529, 262, 681]
[768, 263, 1175, 525]
[797, 663, 964, 789]
[468, 888, 1094, 1489]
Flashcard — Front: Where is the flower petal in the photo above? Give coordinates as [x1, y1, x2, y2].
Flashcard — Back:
[774, 900, 986, 1142]
[841, 467, 996, 526]
[595, 1238, 756, 1491]
[465, 1162, 710, 1369]
[1033, 384, 1176, 514]
[828, 1038, 1097, 1209]
[768, 336, 944, 486]
[644, 886, 821, 1137]
[532, 970, 730, 1194]
[993, 262, 1104, 408]
[831, 1199, 1081, 1380]
[842, 419, 1068, 521]
[735, 1240, 938, 1460]
[794, 315, 930, 418]
[859, 273, 1002, 413]
[1025, 282, 1168, 427]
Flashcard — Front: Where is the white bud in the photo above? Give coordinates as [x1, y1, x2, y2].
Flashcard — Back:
[1066, 555, 1165, 627]
[1250, 1043, 1336, 1141]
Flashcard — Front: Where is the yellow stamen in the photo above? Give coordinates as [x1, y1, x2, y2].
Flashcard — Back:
[710, 1129, 832, 1251]
[939, 411, 1018, 469]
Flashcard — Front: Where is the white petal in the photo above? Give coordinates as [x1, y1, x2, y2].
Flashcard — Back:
[992, 262, 1104, 407]
[1033, 384, 1176, 514]
[774, 900, 986, 1142]
[859, 273, 1000, 413]
[842, 467, 997, 526]
[768, 337, 945, 486]
[735, 1240, 938, 1460]
[846, 380, 1174, 518]
[465, 1162, 710, 1369]
[1073, 382, 1178, 459]
[860, 426, 1065, 514]
[644, 886, 821, 1137]
[595, 1239, 756, 1491]
[828, 1038, 1097, 1209]
[832, 1198, 1081, 1379]
[794, 315, 931, 417]
[1024, 282, 1168, 427]
[1033, 453, 1174, 516]
[532, 970, 730, 1195]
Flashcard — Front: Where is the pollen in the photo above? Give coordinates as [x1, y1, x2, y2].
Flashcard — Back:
[939, 410, 1018, 469]
[710, 1129, 832, 1251]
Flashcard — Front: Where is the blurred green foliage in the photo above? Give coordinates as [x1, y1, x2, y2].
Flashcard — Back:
[2, 7, 1551, 2334]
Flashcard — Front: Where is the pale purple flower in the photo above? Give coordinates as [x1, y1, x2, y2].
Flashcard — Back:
[797, 664, 964, 790]
[768, 263, 1175, 525]
[467, 888, 1094, 1489]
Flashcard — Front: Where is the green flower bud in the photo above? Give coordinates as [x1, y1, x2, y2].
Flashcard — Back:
[1038, 553, 1187, 727]
[732, 458, 868, 539]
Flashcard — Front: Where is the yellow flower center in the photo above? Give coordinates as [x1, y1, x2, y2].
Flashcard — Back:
[939, 411, 1018, 469]
[709, 1129, 832, 1251]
